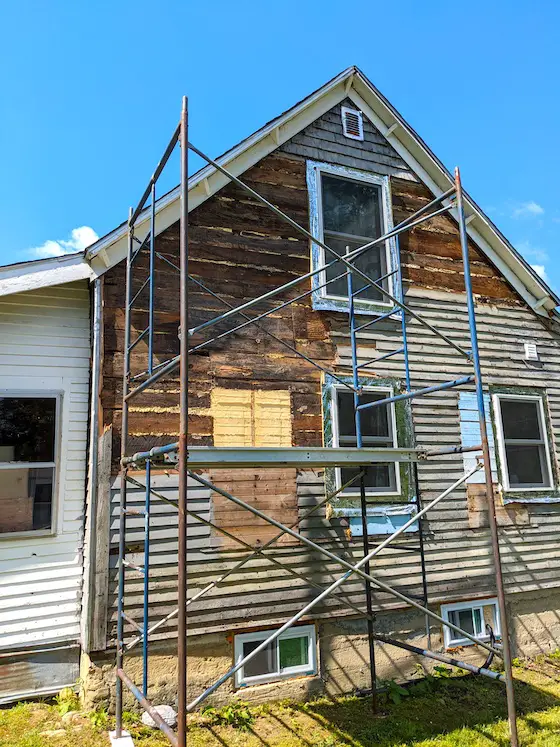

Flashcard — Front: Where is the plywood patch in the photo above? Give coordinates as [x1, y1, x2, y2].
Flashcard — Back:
[211, 388, 292, 447]
[209, 388, 296, 547]
[467, 484, 531, 528]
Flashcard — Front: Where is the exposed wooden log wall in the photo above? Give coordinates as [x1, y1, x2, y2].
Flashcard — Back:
[100, 101, 548, 644]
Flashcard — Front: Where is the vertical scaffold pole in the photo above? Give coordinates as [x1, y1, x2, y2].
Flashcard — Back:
[177, 96, 189, 747]
[142, 182, 156, 699]
[115, 207, 134, 738]
[455, 167, 518, 747]
[346, 254, 377, 712]
[395, 236, 431, 647]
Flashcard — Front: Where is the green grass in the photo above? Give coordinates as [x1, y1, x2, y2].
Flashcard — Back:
[2, 664, 560, 746]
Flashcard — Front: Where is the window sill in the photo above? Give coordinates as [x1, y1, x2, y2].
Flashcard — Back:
[0, 528, 55, 541]
[235, 671, 319, 690]
[446, 635, 501, 649]
[311, 292, 399, 318]
[503, 494, 560, 505]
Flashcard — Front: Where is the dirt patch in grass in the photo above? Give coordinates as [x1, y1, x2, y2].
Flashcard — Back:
[2, 664, 560, 746]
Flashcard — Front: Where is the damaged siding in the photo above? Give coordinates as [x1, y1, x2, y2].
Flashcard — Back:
[100, 100, 560, 649]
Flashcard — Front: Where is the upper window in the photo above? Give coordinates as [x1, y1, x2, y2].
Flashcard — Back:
[332, 387, 399, 496]
[233, 625, 317, 687]
[307, 161, 397, 314]
[494, 394, 553, 491]
[441, 598, 500, 649]
[0, 395, 58, 535]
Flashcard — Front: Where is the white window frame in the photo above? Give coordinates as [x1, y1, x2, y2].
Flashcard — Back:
[0, 390, 61, 539]
[331, 384, 401, 498]
[307, 160, 398, 311]
[441, 598, 500, 648]
[493, 393, 554, 493]
[233, 624, 317, 688]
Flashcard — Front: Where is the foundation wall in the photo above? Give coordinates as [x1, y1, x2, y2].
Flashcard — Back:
[81, 589, 560, 711]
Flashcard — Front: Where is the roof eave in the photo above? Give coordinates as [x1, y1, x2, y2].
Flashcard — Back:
[0, 252, 93, 298]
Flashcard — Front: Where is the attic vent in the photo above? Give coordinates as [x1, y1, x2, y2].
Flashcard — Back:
[341, 106, 364, 141]
[524, 341, 539, 361]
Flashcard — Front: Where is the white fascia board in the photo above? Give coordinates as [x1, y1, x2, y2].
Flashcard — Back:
[0, 254, 93, 298]
[87, 71, 353, 275]
[349, 76, 556, 316]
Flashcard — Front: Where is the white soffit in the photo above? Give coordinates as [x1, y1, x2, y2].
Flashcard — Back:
[0, 253, 92, 298]
[85, 67, 558, 316]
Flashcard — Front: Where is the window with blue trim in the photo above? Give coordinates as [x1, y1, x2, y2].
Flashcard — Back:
[307, 160, 399, 315]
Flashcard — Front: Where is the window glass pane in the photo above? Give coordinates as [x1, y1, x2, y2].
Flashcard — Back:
[279, 636, 308, 670]
[0, 467, 53, 533]
[242, 639, 276, 678]
[0, 397, 56, 463]
[500, 399, 542, 441]
[449, 608, 475, 636]
[321, 175, 382, 238]
[472, 607, 482, 636]
[324, 237, 385, 302]
[341, 463, 396, 493]
[505, 444, 548, 486]
[337, 391, 390, 440]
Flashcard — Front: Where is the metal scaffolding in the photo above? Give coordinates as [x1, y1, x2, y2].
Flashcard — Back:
[113, 97, 519, 747]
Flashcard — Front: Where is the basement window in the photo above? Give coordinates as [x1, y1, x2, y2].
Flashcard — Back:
[0, 394, 59, 536]
[493, 393, 553, 491]
[234, 625, 317, 687]
[307, 161, 398, 315]
[441, 598, 500, 649]
[332, 386, 399, 496]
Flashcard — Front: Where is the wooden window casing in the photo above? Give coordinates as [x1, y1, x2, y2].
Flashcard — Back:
[493, 393, 554, 492]
[307, 160, 399, 316]
[0, 392, 61, 538]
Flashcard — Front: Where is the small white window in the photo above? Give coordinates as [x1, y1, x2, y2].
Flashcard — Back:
[341, 106, 364, 140]
[0, 394, 60, 536]
[441, 598, 500, 648]
[494, 393, 553, 491]
[331, 386, 400, 497]
[234, 625, 317, 687]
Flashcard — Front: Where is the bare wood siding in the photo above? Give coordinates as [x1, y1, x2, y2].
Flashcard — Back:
[102, 101, 560, 645]
[0, 283, 90, 649]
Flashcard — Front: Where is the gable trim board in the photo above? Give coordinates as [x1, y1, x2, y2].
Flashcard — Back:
[84, 66, 559, 318]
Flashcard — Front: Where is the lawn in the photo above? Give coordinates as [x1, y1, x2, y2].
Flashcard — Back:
[2, 662, 560, 746]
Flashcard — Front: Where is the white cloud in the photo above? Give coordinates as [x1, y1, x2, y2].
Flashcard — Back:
[516, 239, 549, 264]
[512, 201, 544, 219]
[28, 226, 99, 259]
[531, 264, 548, 281]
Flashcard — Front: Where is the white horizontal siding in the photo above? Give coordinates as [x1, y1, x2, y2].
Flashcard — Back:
[0, 282, 90, 650]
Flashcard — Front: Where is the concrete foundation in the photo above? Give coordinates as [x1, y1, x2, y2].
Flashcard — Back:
[81, 590, 560, 711]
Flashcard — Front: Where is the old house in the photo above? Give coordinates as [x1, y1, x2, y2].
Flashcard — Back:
[78, 67, 560, 711]
[3, 67, 560, 713]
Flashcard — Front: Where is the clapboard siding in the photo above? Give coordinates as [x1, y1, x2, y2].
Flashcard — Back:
[0, 282, 90, 651]
[103, 100, 560, 647]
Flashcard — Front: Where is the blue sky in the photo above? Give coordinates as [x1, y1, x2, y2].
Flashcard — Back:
[1, 1, 559, 295]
